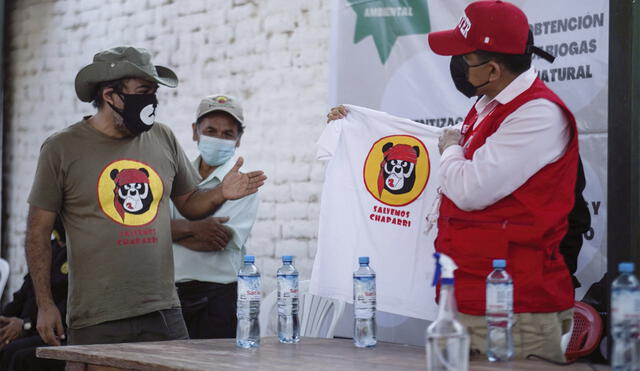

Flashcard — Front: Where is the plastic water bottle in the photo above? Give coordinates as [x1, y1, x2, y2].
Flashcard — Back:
[426, 252, 469, 371]
[277, 255, 300, 344]
[236, 255, 261, 348]
[353, 256, 376, 348]
[611, 262, 640, 370]
[485, 259, 514, 362]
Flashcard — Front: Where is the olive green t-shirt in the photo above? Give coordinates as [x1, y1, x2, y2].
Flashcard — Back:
[28, 119, 199, 329]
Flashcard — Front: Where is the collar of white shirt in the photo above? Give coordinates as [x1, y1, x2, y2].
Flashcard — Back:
[192, 155, 236, 185]
[474, 66, 538, 115]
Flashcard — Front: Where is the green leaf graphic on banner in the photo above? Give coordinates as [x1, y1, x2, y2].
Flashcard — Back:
[349, 0, 430, 64]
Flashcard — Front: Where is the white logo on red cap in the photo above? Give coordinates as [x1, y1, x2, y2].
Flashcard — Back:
[457, 14, 472, 39]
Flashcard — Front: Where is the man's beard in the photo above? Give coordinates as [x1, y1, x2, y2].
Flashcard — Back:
[112, 111, 134, 137]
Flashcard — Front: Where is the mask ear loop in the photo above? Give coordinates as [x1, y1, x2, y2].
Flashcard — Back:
[466, 59, 492, 89]
[105, 87, 126, 116]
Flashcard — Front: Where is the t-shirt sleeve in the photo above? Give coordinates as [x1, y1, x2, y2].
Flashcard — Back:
[168, 130, 200, 198]
[317, 120, 343, 161]
[27, 138, 64, 212]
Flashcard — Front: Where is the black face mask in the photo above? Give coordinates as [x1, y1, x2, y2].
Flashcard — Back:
[449, 55, 491, 98]
[108, 92, 158, 136]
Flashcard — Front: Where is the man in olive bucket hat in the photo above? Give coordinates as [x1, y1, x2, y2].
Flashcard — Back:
[26, 46, 266, 346]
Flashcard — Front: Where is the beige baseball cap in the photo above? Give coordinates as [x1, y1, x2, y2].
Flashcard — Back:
[196, 94, 244, 125]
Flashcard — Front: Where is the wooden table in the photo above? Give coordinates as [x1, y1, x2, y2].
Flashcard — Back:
[37, 337, 610, 371]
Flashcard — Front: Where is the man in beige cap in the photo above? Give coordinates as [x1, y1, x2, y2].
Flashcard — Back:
[25, 46, 266, 346]
[171, 95, 258, 339]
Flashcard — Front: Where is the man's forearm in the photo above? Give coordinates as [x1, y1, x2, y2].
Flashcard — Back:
[171, 219, 194, 241]
[179, 186, 226, 220]
[177, 237, 218, 252]
[25, 229, 54, 307]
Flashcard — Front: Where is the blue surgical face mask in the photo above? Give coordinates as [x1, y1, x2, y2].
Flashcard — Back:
[197, 135, 237, 166]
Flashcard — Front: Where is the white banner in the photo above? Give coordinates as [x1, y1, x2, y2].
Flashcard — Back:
[329, 0, 608, 305]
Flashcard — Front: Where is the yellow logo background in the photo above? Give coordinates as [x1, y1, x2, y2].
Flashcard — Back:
[97, 159, 164, 227]
[363, 135, 430, 206]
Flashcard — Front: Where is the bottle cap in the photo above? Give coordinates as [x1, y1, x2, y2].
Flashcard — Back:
[244, 255, 255, 264]
[282, 255, 293, 263]
[359, 256, 369, 265]
[619, 262, 635, 273]
[492, 259, 506, 268]
[431, 253, 458, 286]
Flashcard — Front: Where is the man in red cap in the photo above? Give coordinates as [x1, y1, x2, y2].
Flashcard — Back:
[428, 0, 577, 362]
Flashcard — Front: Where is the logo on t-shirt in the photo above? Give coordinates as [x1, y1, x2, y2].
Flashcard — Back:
[363, 135, 430, 206]
[97, 159, 164, 226]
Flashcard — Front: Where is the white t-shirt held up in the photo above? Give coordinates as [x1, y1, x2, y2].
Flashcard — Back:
[311, 105, 441, 321]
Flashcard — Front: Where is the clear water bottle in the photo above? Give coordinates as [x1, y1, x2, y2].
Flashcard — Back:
[485, 259, 514, 362]
[426, 253, 469, 371]
[353, 256, 376, 348]
[277, 255, 300, 344]
[611, 262, 640, 371]
[236, 255, 261, 348]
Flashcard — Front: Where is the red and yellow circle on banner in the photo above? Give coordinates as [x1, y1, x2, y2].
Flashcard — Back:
[363, 135, 430, 207]
[96, 159, 164, 227]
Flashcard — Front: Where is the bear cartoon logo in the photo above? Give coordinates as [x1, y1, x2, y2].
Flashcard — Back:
[363, 135, 430, 207]
[97, 159, 163, 226]
[378, 143, 420, 197]
[110, 168, 154, 221]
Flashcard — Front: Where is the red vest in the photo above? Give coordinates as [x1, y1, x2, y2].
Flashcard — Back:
[436, 78, 578, 315]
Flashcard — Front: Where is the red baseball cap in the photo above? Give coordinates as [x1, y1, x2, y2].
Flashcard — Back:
[428, 0, 530, 56]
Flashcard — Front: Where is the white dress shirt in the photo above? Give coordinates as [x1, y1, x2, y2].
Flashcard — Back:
[439, 67, 571, 211]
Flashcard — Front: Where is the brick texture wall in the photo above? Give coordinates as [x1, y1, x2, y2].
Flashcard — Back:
[4, 0, 330, 298]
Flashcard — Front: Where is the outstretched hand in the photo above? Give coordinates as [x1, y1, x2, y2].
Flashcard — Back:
[222, 157, 267, 200]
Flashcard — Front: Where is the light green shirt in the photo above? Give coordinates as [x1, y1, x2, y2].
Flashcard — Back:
[171, 156, 259, 284]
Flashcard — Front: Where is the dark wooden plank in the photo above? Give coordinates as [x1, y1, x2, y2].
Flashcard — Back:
[38, 337, 610, 371]
[65, 362, 132, 371]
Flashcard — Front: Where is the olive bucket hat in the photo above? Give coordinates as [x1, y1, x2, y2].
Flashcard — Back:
[74, 46, 178, 102]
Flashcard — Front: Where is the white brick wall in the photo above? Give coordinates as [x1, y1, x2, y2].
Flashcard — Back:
[4, 0, 330, 299]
